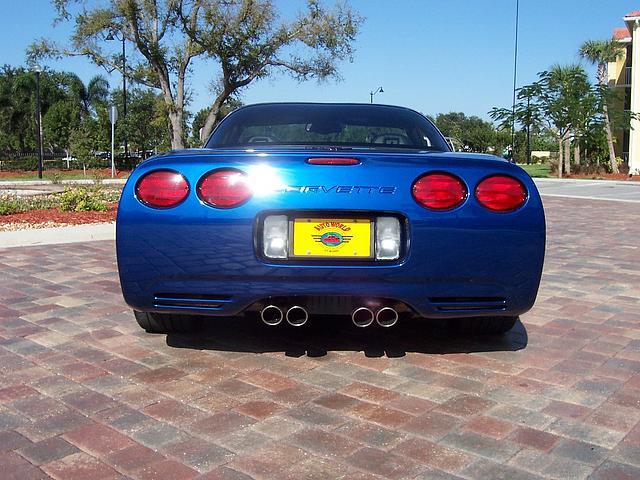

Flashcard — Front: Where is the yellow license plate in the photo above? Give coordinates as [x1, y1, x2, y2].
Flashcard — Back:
[292, 218, 372, 258]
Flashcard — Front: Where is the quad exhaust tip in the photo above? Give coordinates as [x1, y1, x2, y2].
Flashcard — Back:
[286, 306, 308, 327]
[260, 305, 283, 326]
[352, 307, 375, 328]
[376, 307, 399, 327]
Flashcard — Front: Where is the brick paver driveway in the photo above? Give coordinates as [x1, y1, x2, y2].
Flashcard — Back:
[1, 196, 639, 480]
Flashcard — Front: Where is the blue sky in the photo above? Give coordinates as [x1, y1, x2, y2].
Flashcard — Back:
[1, 0, 635, 121]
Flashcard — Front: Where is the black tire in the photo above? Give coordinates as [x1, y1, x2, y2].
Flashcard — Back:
[133, 310, 200, 334]
[450, 316, 518, 335]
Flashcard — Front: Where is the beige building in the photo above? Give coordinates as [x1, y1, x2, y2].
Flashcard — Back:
[609, 11, 640, 173]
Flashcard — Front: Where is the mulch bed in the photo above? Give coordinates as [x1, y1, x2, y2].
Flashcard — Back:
[0, 204, 118, 231]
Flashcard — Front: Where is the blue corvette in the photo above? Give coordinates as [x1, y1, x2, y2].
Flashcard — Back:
[116, 103, 545, 335]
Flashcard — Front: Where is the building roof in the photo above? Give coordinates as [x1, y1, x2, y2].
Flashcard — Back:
[614, 27, 631, 40]
[625, 10, 640, 18]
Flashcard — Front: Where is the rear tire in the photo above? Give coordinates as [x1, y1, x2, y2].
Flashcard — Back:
[133, 311, 200, 334]
[450, 316, 518, 335]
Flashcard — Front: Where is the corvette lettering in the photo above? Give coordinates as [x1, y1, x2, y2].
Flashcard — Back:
[284, 186, 396, 194]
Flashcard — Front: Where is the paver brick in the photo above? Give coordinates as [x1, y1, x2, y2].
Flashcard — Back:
[17, 436, 79, 465]
[42, 451, 119, 480]
[392, 437, 474, 473]
[63, 422, 136, 457]
[347, 446, 422, 479]
[1, 197, 640, 478]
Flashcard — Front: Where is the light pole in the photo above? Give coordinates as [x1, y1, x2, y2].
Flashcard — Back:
[106, 29, 128, 159]
[370, 86, 384, 103]
[34, 65, 44, 179]
[510, 0, 520, 163]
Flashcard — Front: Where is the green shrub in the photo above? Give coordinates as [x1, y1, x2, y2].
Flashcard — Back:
[48, 171, 63, 184]
[0, 195, 22, 215]
[59, 187, 108, 212]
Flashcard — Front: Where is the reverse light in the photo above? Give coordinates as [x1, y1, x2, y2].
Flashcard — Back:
[263, 215, 289, 259]
[375, 217, 401, 260]
[475, 175, 527, 212]
[135, 170, 189, 208]
[198, 168, 252, 208]
[412, 173, 467, 210]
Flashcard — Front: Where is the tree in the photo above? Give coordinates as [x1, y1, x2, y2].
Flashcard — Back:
[490, 84, 544, 164]
[435, 112, 497, 153]
[538, 65, 594, 177]
[64, 74, 110, 118]
[190, 97, 243, 146]
[112, 87, 171, 156]
[579, 39, 623, 172]
[0, 67, 71, 153]
[43, 100, 79, 155]
[31, 0, 363, 149]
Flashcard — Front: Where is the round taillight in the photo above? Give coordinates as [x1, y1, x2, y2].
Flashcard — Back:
[475, 175, 527, 212]
[197, 168, 252, 208]
[412, 173, 467, 210]
[135, 170, 189, 208]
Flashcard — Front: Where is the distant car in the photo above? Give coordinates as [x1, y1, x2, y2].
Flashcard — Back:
[116, 103, 545, 334]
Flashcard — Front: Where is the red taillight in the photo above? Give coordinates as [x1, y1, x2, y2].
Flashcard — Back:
[412, 173, 467, 210]
[135, 170, 189, 208]
[307, 157, 360, 165]
[197, 168, 252, 208]
[475, 175, 527, 212]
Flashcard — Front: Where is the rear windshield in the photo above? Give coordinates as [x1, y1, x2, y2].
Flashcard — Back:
[205, 103, 450, 151]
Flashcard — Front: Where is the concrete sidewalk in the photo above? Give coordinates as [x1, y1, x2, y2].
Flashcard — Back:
[0, 223, 115, 248]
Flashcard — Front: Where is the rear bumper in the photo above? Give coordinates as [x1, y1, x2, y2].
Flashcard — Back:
[118, 237, 544, 318]
[124, 277, 534, 319]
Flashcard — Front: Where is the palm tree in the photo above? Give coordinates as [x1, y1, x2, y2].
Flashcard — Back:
[579, 39, 623, 173]
[62, 73, 110, 117]
[538, 65, 593, 177]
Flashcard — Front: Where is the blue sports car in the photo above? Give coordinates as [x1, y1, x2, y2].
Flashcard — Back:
[116, 103, 545, 335]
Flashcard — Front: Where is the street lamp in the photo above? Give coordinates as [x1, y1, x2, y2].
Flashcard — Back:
[106, 29, 128, 159]
[33, 64, 44, 179]
[370, 86, 384, 103]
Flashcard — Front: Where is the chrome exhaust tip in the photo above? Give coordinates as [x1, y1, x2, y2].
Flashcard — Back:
[352, 307, 375, 328]
[286, 306, 308, 327]
[376, 307, 399, 327]
[260, 305, 283, 326]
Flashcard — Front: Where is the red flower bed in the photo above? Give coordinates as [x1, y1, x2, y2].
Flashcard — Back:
[564, 173, 640, 181]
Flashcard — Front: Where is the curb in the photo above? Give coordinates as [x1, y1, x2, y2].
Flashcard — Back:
[0, 223, 115, 248]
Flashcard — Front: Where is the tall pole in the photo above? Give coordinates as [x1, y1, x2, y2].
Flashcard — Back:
[35, 70, 44, 179]
[122, 36, 128, 159]
[369, 87, 383, 104]
[111, 115, 116, 178]
[526, 95, 531, 165]
[510, 0, 520, 163]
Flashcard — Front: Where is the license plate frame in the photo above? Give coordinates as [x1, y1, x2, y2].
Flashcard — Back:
[290, 217, 374, 259]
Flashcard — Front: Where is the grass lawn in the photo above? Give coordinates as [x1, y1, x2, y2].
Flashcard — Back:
[517, 163, 550, 178]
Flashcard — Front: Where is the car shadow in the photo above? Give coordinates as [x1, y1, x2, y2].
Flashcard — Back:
[166, 315, 528, 358]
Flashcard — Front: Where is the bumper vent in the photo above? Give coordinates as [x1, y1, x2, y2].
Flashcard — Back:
[428, 297, 507, 312]
[153, 293, 233, 311]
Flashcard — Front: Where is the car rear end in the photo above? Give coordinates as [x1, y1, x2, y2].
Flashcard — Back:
[116, 147, 545, 330]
